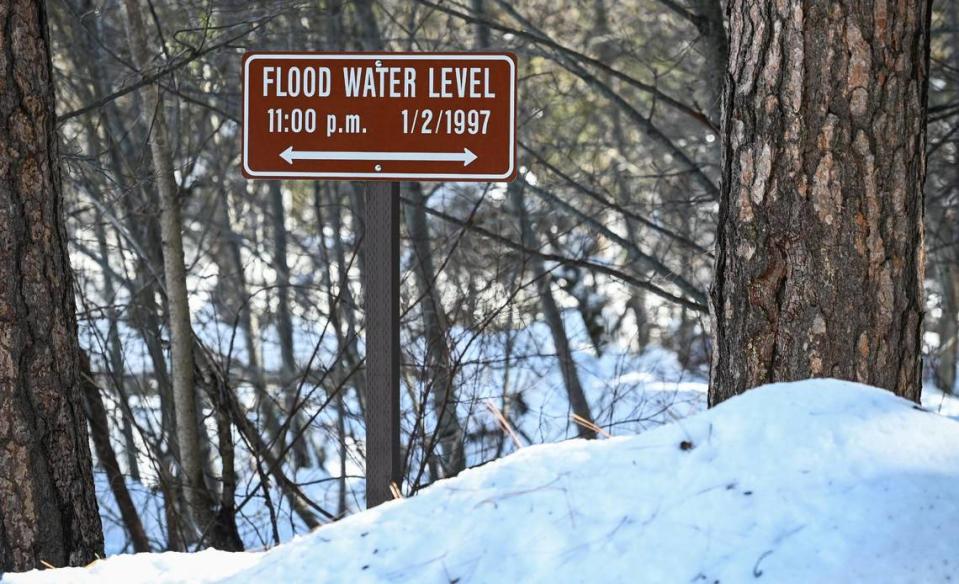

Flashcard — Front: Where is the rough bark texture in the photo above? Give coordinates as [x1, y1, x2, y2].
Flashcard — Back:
[0, 0, 104, 570]
[710, 0, 931, 405]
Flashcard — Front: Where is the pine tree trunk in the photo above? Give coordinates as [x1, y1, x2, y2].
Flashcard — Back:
[0, 0, 104, 569]
[710, 0, 932, 405]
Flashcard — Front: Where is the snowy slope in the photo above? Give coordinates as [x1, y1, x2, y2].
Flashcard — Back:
[8, 379, 959, 583]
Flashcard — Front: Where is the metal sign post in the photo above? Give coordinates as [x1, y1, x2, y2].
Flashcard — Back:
[241, 51, 517, 509]
[363, 182, 401, 507]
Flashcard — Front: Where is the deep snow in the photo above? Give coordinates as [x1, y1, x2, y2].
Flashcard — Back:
[8, 379, 959, 583]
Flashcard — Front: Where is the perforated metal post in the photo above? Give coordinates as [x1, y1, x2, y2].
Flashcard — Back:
[364, 181, 401, 508]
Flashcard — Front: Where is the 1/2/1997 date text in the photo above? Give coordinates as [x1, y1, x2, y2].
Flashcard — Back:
[401, 109, 491, 135]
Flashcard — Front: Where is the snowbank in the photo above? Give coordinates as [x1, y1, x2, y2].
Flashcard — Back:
[9, 379, 959, 583]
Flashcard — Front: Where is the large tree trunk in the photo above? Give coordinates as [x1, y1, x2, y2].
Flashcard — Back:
[0, 0, 104, 570]
[710, 0, 931, 405]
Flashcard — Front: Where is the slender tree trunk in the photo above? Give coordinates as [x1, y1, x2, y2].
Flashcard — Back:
[79, 355, 150, 553]
[98, 92, 178, 458]
[405, 183, 466, 476]
[471, 0, 491, 48]
[82, 5, 183, 548]
[937, 265, 959, 393]
[689, 0, 728, 122]
[80, 116, 142, 481]
[213, 167, 281, 440]
[935, 2, 959, 395]
[270, 183, 297, 376]
[710, 0, 931, 405]
[509, 183, 596, 439]
[193, 347, 244, 551]
[592, 0, 652, 350]
[120, 0, 224, 544]
[329, 186, 368, 418]
[268, 181, 311, 467]
[66, 0, 142, 482]
[91, 209, 141, 481]
[675, 210, 697, 368]
[313, 184, 354, 515]
[204, 352, 322, 530]
[0, 0, 104, 569]
[353, 0, 383, 51]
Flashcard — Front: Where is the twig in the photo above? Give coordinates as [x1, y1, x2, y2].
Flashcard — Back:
[485, 400, 524, 449]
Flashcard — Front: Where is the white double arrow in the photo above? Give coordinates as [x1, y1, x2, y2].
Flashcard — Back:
[280, 146, 478, 167]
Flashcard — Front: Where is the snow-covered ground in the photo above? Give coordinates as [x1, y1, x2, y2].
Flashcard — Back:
[10, 379, 959, 583]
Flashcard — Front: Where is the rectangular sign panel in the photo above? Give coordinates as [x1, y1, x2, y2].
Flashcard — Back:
[242, 52, 517, 181]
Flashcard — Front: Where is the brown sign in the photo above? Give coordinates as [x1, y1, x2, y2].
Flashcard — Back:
[242, 52, 517, 181]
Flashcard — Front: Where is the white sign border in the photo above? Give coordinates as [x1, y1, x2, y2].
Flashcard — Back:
[243, 53, 516, 181]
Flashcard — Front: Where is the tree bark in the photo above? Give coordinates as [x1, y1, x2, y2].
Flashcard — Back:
[710, 0, 931, 405]
[0, 0, 104, 569]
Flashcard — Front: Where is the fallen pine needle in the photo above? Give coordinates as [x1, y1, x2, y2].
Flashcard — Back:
[485, 399, 524, 448]
[571, 413, 612, 438]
